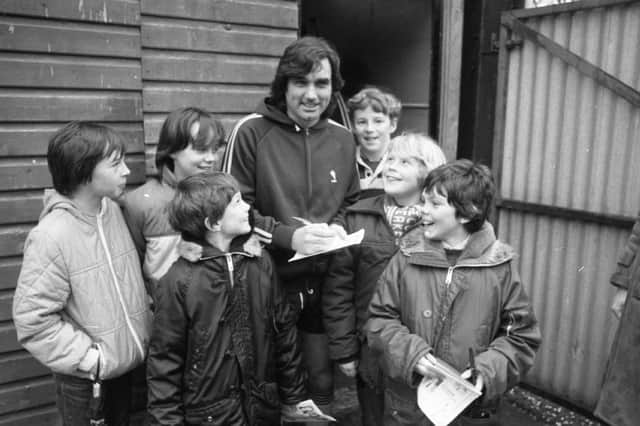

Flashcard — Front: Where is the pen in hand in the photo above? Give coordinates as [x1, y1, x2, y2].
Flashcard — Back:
[291, 216, 313, 226]
[468, 348, 477, 384]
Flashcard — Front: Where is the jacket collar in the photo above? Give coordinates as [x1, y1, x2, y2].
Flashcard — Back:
[161, 166, 179, 188]
[356, 146, 387, 174]
[346, 194, 387, 216]
[405, 222, 514, 267]
[40, 189, 109, 225]
[197, 233, 262, 261]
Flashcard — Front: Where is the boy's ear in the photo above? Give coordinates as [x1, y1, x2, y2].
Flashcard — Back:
[204, 217, 221, 232]
[390, 118, 398, 134]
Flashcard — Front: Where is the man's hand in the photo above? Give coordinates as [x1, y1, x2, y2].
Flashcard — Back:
[291, 223, 341, 255]
[611, 288, 628, 319]
[328, 223, 347, 239]
[338, 360, 358, 378]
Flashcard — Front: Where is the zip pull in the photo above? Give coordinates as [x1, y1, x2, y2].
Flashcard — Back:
[93, 381, 101, 398]
[445, 267, 454, 286]
[225, 254, 234, 288]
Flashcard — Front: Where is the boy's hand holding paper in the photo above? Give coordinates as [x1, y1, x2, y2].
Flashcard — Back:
[415, 354, 482, 426]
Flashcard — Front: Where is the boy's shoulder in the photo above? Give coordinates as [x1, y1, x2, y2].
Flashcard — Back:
[346, 195, 385, 215]
[122, 178, 171, 213]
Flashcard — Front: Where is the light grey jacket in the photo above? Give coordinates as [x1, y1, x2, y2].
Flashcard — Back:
[13, 190, 151, 379]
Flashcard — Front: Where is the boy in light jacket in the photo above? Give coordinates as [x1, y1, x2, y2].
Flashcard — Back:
[13, 122, 151, 426]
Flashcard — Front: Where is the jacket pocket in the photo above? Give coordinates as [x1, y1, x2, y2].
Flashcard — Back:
[185, 396, 244, 425]
[384, 387, 426, 425]
[248, 381, 281, 425]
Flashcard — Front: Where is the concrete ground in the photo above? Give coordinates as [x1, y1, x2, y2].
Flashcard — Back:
[332, 375, 605, 425]
[132, 374, 606, 425]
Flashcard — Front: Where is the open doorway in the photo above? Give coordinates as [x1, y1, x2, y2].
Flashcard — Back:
[300, 0, 436, 135]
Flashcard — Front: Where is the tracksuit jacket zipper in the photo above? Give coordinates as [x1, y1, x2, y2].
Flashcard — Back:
[295, 124, 313, 205]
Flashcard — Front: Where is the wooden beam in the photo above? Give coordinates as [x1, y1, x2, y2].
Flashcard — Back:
[503, 13, 640, 108]
[437, 0, 464, 161]
[497, 198, 636, 228]
[491, 21, 512, 231]
[512, 0, 637, 18]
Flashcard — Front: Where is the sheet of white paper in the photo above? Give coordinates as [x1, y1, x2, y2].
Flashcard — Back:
[288, 229, 365, 262]
[294, 399, 337, 422]
[416, 359, 481, 426]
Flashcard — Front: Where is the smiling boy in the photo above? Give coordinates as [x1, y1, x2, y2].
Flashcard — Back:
[366, 159, 541, 425]
[13, 122, 151, 426]
[122, 107, 227, 293]
[147, 172, 306, 425]
[348, 87, 402, 199]
[323, 132, 446, 426]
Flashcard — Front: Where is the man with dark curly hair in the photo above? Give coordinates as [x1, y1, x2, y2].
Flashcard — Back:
[223, 36, 360, 420]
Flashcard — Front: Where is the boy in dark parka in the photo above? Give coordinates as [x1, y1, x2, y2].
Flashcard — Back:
[147, 172, 306, 425]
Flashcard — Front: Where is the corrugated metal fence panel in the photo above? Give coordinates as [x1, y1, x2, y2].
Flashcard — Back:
[140, 0, 298, 175]
[501, 2, 640, 215]
[497, 1, 640, 409]
[499, 209, 627, 408]
[0, 1, 144, 424]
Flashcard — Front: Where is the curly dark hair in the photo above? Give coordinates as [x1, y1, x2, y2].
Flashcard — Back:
[267, 36, 344, 119]
[424, 159, 496, 234]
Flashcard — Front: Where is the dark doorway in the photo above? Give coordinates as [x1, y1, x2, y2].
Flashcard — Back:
[300, 0, 435, 135]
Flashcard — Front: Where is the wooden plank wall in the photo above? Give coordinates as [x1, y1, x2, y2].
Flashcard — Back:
[0, 1, 144, 424]
[140, 0, 298, 174]
[0, 0, 298, 423]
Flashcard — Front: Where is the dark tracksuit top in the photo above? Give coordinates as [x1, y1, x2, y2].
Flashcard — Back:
[222, 99, 360, 287]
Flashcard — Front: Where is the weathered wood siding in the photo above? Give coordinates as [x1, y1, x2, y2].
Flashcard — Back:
[0, 1, 298, 423]
[140, 0, 298, 174]
[0, 1, 143, 424]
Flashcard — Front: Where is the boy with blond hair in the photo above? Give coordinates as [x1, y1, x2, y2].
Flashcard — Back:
[323, 132, 446, 426]
[366, 160, 541, 425]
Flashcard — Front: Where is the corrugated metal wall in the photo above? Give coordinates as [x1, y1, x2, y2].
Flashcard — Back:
[496, 1, 640, 409]
[139, 0, 297, 175]
[0, 0, 298, 423]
